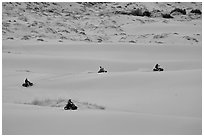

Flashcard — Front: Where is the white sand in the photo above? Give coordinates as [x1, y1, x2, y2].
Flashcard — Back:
[2, 2, 202, 135]
[2, 41, 202, 135]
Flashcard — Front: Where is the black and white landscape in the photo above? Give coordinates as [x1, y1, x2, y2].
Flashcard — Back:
[2, 2, 202, 135]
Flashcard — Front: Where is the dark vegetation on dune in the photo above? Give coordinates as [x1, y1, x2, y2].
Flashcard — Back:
[2, 2, 202, 43]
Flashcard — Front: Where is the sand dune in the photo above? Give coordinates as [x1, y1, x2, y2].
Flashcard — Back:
[2, 2, 202, 135]
[2, 2, 202, 44]
[2, 41, 202, 134]
[3, 103, 201, 135]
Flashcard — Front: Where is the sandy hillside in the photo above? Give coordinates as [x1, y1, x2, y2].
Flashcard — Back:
[2, 2, 202, 44]
[2, 2, 202, 135]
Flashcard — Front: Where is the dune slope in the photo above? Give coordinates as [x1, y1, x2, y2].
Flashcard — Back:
[2, 41, 202, 135]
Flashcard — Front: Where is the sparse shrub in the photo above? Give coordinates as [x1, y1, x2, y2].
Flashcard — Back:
[162, 13, 173, 19]
[60, 36, 67, 39]
[120, 32, 126, 35]
[170, 8, 186, 15]
[190, 9, 202, 14]
[153, 33, 168, 39]
[18, 16, 28, 22]
[143, 10, 151, 17]
[21, 35, 30, 40]
[47, 9, 54, 13]
[7, 37, 14, 40]
[79, 32, 86, 35]
[83, 2, 104, 7]
[115, 10, 129, 15]
[117, 9, 151, 17]
[37, 38, 44, 41]
[131, 8, 143, 16]
[52, 2, 57, 5]
[129, 40, 136, 43]
[183, 36, 199, 42]
[97, 39, 102, 42]
[31, 21, 38, 27]
[151, 9, 161, 17]
[84, 37, 91, 41]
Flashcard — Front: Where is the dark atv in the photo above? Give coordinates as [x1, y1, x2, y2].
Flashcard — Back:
[98, 66, 107, 73]
[98, 69, 107, 73]
[22, 82, 33, 87]
[64, 100, 78, 110]
[153, 64, 164, 72]
[153, 68, 164, 71]
[22, 79, 33, 87]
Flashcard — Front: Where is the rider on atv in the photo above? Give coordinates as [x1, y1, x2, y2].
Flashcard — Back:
[153, 64, 164, 71]
[64, 99, 77, 110]
[98, 66, 107, 73]
[22, 78, 33, 87]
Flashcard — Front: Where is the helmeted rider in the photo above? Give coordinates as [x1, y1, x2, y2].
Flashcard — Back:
[155, 64, 160, 69]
